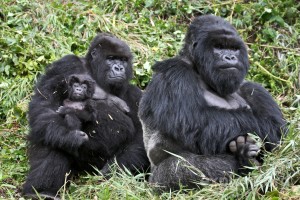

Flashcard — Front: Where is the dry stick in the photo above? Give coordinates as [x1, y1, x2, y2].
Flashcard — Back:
[254, 61, 292, 86]
[247, 41, 297, 86]
[37, 87, 48, 99]
[209, 0, 244, 7]
[246, 42, 300, 55]
[228, 0, 237, 23]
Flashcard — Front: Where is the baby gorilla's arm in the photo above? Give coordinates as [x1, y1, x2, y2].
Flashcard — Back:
[57, 100, 94, 122]
[93, 85, 130, 113]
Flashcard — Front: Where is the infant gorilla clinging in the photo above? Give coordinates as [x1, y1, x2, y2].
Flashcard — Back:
[56, 73, 130, 155]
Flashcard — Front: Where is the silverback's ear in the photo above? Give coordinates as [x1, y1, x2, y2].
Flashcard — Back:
[91, 48, 97, 59]
[192, 42, 198, 49]
[189, 41, 198, 55]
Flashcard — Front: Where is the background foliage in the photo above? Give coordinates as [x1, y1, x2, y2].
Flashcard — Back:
[0, 0, 299, 199]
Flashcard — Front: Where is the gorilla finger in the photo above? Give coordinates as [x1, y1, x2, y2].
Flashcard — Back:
[217, 176, 230, 183]
[115, 102, 130, 113]
[248, 144, 260, 152]
[77, 131, 86, 136]
[249, 158, 261, 166]
[75, 131, 89, 140]
[124, 105, 130, 113]
[236, 136, 246, 146]
[246, 136, 256, 144]
[56, 106, 63, 112]
[247, 150, 259, 157]
[229, 141, 237, 152]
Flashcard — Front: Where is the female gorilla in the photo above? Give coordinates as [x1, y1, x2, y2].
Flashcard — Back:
[23, 33, 149, 198]
[139, 15, 286, 190]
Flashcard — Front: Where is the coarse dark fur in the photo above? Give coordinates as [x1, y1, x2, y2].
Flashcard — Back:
[57, 73, 130, 134]
[23, 33, 149, 198]
[139, 15, 286, 191]
[57, 74, 96, 130]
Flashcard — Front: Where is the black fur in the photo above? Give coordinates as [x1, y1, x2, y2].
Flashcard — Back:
[23, 33, 149, 197]
[67, 74, 95, 100]
[55, 74, 97, 158]
[57, 74, 96, 129]
[139, 15, 286, 191]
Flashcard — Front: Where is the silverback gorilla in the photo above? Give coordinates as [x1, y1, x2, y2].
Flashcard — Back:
[139, 15, 286, 190]
[23, 33, 149, 198]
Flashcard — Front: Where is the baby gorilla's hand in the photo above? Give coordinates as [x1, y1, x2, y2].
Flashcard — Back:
[56, 106, 65, 113]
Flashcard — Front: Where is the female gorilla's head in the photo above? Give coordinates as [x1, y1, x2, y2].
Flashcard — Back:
[85, 33, 133, 94]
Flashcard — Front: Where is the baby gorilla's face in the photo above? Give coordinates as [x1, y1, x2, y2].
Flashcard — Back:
[71, 82, 88, 101]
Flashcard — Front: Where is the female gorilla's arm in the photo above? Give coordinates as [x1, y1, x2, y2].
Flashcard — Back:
[27, 55, 88, 154]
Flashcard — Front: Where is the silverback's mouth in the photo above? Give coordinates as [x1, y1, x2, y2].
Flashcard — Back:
[218, 64, 243, 71]
[108, 76, 125, 81]
[220, 67, 238, 70]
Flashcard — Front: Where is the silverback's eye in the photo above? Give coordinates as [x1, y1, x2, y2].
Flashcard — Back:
[107, 56, 114, 60]
[231, 47, 239, 51]
[215, 44, 224, 49]
[121, 57, 128, 62]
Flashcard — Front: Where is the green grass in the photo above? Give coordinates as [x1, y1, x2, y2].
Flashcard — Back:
[0, 0, 299, 199]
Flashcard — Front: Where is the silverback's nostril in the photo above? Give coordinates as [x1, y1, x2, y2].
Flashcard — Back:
[224, 55, 237, 60]
[223, 54, 238, 64]
[113, 65, 124, 72]
[230, 56, 237, 60]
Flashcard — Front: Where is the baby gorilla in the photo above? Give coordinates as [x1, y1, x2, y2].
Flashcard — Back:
[57, 74, 130, 155]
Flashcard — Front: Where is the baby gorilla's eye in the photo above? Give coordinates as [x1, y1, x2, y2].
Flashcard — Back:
[81, 84, 87, 90]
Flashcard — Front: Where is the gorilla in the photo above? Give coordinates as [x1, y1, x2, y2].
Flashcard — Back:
[23, 33, 149, 198]
[56, 73, 130, 157]
[57, 73, 130, 131]
[139, 15, 286, 190]
[55, 74, 95, 156]
[64, 74, 130, 113]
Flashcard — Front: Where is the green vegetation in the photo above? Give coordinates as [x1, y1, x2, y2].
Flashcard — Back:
[0, 0, 299, 199]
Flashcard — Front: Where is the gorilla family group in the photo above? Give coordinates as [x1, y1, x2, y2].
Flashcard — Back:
[23, 15, 286, 198]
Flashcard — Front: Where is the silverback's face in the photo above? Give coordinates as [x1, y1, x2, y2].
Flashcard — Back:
[190, 16, 249, 96]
